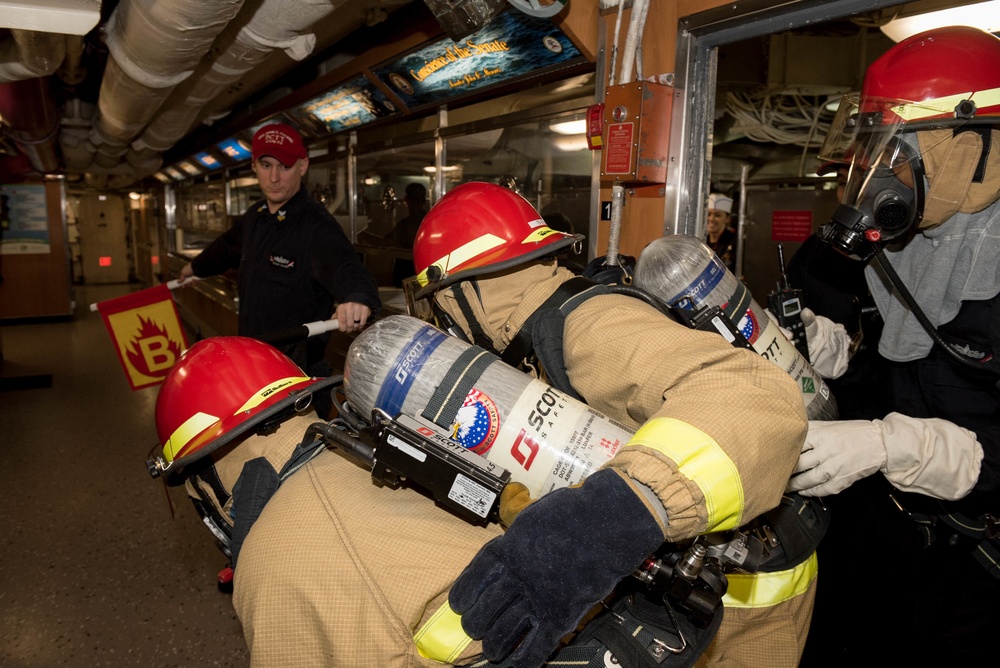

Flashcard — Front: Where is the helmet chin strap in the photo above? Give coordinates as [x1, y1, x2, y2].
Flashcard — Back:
[871, 248, 1000, 380]
[443, 282, 501, 354]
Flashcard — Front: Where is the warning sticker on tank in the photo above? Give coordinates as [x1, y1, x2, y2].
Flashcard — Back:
[448, 473, 497, 519]
[487, 379, 635, 499]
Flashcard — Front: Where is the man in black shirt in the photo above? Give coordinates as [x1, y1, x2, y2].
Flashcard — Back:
[179, 123, 380, 416]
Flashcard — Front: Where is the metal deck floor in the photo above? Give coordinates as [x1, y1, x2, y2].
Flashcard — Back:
[1, 283, 248, 667]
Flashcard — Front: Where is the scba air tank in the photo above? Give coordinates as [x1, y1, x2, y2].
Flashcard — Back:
[634, 234, 839, 421]
[344, 315, 636, 499]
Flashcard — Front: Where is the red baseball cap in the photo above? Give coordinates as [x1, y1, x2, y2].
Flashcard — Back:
[252, 123, 307, 167]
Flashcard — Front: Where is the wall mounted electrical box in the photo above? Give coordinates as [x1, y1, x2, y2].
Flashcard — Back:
[600, 81, 673, 188]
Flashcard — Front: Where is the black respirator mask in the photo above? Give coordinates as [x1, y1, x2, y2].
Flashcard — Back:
[820, 136, 925, 263]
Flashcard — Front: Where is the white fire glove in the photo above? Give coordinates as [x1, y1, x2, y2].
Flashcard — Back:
[787, 413, 983, 500]
[800, 308, 851, 379]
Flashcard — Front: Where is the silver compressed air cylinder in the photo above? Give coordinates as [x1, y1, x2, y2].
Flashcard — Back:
[635, 234, 839, 421]
[343, 314, 636, 499]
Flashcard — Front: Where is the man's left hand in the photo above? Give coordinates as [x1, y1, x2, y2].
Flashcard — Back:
[335, 302, 371, 333]
[788, 413, 983, 500]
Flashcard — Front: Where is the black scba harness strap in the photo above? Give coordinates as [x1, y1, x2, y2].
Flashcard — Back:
[504, 275, 830, 574]
[421, 345, 496, 429]
[502, 276, 611, 400]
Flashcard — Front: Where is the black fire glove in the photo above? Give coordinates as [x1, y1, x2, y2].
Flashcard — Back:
[449, 468, 665, 668]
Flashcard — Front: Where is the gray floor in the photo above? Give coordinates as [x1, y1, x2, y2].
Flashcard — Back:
[1, 284, 249, 667]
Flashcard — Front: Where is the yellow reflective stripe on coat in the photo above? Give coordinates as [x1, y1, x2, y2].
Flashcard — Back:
[723, 551, 819, 608]
[414, 601, 472, 664]
[627, 418, 744, 532]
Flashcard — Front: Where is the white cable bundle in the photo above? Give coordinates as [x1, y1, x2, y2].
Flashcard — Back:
[725, 91, 834, 147]
[344, 315, 636, 498]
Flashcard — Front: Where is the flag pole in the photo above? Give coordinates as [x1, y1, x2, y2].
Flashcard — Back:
[89, 277, 198, 312]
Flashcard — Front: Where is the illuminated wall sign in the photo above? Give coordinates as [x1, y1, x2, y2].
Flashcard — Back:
[177, 161, 201, 176]
[286, 76, 399, 135]
[217, 138, 251, 162]
[373, 9, 584, 110]
[194, 151, 222, 170]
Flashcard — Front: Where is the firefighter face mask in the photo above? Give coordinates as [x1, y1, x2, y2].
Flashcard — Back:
[818, 94, 926, 262]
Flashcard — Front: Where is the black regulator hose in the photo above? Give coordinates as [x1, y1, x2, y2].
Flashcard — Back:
[873, 249, 1000, 379]
[302, 420, 376, 468]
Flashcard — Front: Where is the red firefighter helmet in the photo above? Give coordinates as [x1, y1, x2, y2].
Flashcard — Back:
[413, 182, 583, 295]
[148, 336, 336, 483]
[859, 26, 1000, 127]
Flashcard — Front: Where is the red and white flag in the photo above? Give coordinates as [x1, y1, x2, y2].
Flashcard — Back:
[95, 284, 189, 390]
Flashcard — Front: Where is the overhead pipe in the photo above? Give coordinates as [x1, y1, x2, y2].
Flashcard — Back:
[57, 34, 87, 86]
[0, 77, 62, 173]
[87, 0, 248, 169]
[126, 0, 350, 179]
[0, 29, 67, 174]
[0, 29, 66, 81]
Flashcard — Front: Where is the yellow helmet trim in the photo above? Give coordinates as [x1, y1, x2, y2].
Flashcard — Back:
[891, 86, 1000, 121]
[163, 411, 220, 462]
[416, 233, 507, 287]
[234, 376, 312, 414]
[522, 225, 561, 243]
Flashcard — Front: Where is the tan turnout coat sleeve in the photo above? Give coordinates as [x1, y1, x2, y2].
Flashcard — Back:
[563, 293, 808, 541]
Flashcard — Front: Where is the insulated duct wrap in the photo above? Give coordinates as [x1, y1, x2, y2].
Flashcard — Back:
[344, 315, 635, 499]
[129, 0, 343, 170]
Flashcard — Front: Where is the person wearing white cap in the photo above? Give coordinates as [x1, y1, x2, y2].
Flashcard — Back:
[706, 192, 737, 272]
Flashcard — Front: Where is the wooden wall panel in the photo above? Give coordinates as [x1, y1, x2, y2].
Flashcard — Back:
[0, 180, 73, 320]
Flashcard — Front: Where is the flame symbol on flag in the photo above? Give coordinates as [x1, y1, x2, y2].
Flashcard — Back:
[125, 315, 183, 378]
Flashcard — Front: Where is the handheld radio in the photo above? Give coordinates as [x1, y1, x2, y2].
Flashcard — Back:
[767, 244, 810, 361]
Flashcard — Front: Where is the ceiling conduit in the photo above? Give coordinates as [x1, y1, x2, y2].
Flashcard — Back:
[84, 0, 248, 172]
[0, 76, 62, 174]
[0, 29, 67, 81]
[122, 0, 347, 184]
[0, 30, 68, 174]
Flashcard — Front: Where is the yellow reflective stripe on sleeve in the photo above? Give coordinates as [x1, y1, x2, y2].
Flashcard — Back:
[164, 411, 219, 461]
[414, 601, 473, 664]
[627, 418, 744, 532]
[723, 551, 818, 608]
[891, 86, 1000, 121]
[233, 376, 311, 414]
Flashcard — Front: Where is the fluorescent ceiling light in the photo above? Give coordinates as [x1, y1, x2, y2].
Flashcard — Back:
[880, 1, 1000, 42]
[554, 135, 589, 152]
[549, 119, 587, 135]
